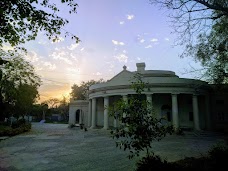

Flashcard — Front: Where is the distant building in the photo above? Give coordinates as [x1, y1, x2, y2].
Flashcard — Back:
[69, 62, 228, 131]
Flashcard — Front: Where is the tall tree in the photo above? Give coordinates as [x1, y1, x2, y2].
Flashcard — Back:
[150, 0, 228, 84]
[70, 79, 105, 100]
[0, 52, 41, 120]
[0, 0, 79, 49]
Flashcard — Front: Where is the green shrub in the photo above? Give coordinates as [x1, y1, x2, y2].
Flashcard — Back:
[0, 123, 31, 136]
[136, 154, 177, 171]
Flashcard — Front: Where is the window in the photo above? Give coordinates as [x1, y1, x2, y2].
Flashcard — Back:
[167, 112, 171, 121]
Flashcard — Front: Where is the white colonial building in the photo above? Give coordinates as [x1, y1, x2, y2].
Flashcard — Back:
[69, 63, 228, 131]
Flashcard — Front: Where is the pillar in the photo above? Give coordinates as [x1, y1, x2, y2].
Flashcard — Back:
[91, 98, 96, 129]
[146, 94, 152, 114]
[193, 95, 200, 130]
[172, 94, 179, 129]
[103, 96, 109, 129]
[122, 95, 128, 118]
[88, 99, 92, 127]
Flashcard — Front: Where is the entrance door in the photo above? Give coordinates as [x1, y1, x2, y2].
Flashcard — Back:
[75, 109, 80, 123]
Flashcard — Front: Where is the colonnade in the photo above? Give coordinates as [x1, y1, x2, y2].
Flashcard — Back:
[88, 93, 201, 130]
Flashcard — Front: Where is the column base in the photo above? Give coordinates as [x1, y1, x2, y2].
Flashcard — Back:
[103, 126, 109, 130]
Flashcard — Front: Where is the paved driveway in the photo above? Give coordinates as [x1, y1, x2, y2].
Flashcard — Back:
[0, 123, 227, 171]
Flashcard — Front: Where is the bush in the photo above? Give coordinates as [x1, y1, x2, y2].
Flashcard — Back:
[136, 154, 177, 171]
[0, 123, 31, 137]
[11, 118, 27, 129]
[136, 144, 228, 171]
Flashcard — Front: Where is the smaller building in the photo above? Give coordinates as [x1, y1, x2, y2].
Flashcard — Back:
[69, 62, 228, 132]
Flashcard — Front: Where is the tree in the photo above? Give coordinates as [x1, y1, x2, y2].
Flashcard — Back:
[0, 53, 41, 120]
[59, 96, 69, 121]
[0, 0, 79, 49]
[43, 98, 60, 108]
[150, 0, 228, 84]
[70, 79, 105, 100]
[13, 84, 39, 118]
[109, 74, 173, 159]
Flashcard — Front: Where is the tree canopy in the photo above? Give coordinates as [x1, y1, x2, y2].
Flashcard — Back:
[0, 0, 79, 49]
[0, 52, 41, 120]
[70, 79, 105, 100]
[150, 0, 228, 84]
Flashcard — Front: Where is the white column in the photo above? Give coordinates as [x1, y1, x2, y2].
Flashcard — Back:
[122, 95, 128, 118]
[79, 110, 82, 124]
[91, 98, 96, 129]
[172, 94, 179, 129]
[146, 94, 152, 114]
[103, 96, 109, 129]
[193, 95, 200, 130]
[88, 99, 92, 127]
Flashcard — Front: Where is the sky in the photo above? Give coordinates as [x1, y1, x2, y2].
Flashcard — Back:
[7, 0, 203, 102]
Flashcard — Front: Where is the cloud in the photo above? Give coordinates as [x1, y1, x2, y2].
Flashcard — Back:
[25, 51, 39, 63]
[120, 21, 125, 25]
[51, 36, 64, 43]
[67, 43, 80, 50]
[140, 39, 145, 43]
[115, 53, 128, 63]
[80, 48, 84, 51]
[137, 57, 141, 61]
[165, 38, 170, 41]
[151, 38, 158, 42]
[126, 14, 134, 20]
[112, 40, 125, 46]
[50, 51, 73, 65]
[43, 62, 56, 70]
[145, 45, 152, 49]
[93, 72, 102, 76]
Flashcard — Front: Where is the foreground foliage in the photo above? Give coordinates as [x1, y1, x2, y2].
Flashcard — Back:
[150, 0, 228, 84]
[0, 119, 31, 137]
[109, 74, 173, 159]
[137, 143, 228, 171]
[0, 0, 79, 49]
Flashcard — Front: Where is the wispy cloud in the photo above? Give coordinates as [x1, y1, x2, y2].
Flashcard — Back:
[165, 38, 170, 41]
[25, 51, 39, 63]
[112, 40, 125, 46]
[67, 43, 80, 50]
[50, 51, 73, 65]
[43, 62, 56, 70]
[119, 21, 125, 25]
[126, 14, 134, 20]
[151, 38, 158, 42]
[115, 53, 128, 63]
[93, 72, 102, 76]
[140, 39, 145, 43]
[145, 45, 152, 49]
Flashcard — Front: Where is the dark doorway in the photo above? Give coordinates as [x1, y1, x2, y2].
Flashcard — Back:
[161, 105, 172, 122]
[75, 109, 80, 123]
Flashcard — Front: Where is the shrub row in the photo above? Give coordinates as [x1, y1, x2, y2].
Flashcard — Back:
[0, 123, 31, 137]
[136, 144, 228, 171]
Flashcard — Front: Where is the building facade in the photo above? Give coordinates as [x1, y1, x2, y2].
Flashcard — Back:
[69, 63, 228, 131]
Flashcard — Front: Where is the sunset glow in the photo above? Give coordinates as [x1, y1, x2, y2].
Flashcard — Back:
[17, 0, 202, 102]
